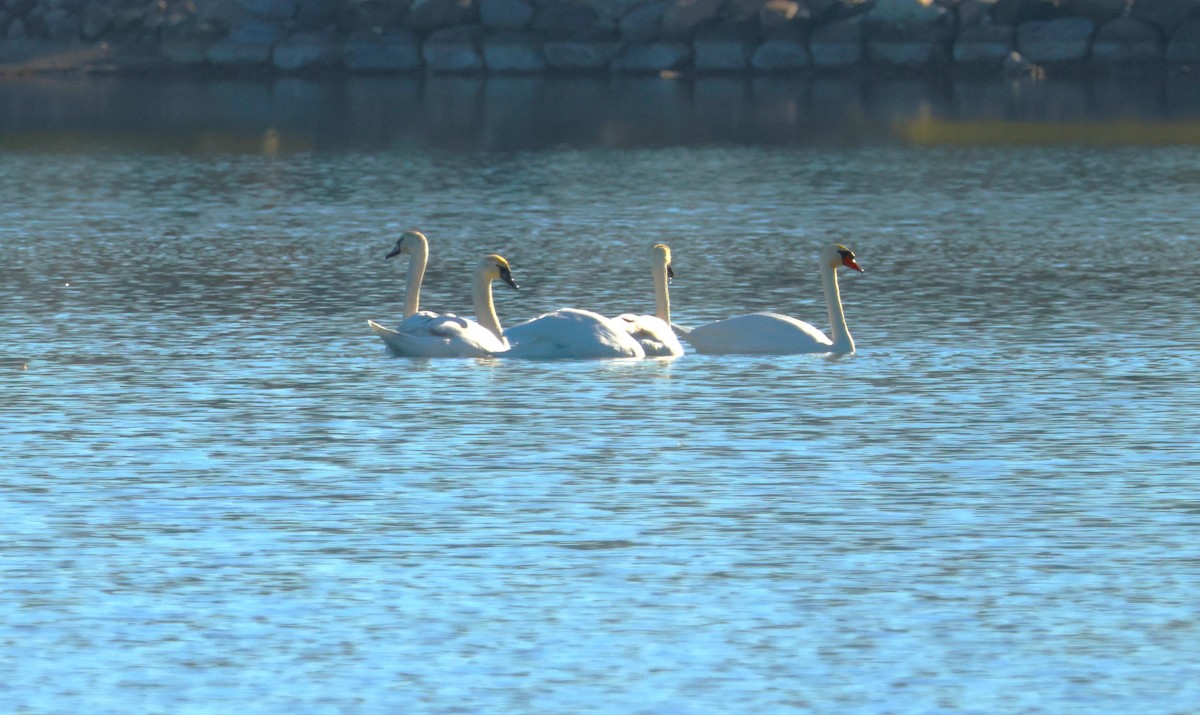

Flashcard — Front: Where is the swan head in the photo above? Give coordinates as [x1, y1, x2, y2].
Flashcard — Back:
[481, 254, 519, 290]
[386, 230, 428, 260]
[823, 243, 864, 273]
[652, 243, 674, 280]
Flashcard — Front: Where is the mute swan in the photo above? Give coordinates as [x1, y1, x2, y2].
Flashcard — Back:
[367, 231, 513, 358]
[614, 243, 684, 357]
[674, 243, 864, 355]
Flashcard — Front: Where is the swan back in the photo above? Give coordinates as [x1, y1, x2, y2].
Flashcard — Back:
[504, 308, 646, 359]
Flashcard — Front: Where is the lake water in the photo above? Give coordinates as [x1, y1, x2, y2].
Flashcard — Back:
[2, 76, 1199, 714]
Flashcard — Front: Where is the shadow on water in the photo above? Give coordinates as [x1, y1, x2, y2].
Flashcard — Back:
[3, 74, 1200, 153]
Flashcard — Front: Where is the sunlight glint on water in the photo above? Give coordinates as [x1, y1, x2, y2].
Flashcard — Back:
[3, 134, 1200, 713]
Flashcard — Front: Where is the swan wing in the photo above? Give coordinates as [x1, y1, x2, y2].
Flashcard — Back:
[615, 313, 684, 357]
[368, 315, 507, 358]
[504, 308, 646, 359]
[682, 312, 833, 355]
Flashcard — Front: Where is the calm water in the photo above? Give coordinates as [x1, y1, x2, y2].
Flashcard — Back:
[2, 77, 1200, 714]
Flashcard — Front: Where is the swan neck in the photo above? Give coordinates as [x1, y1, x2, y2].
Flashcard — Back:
[821, 261, 854, 353]
[403, 244, 429, 319]
[472, 270, 505, 342]
[652, 261, 671, 324]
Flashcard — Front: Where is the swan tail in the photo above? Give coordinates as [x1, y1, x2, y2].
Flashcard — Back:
[670, 322, 692, 336]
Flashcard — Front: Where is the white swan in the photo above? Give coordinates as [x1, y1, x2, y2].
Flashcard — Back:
[367, 231, 512, 358]
[674, 243, 864, 355]
[614, 243, 684, 357]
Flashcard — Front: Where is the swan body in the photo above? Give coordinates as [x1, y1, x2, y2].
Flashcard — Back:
[504, 308, 646, 359]
[368, 230, 510, 358]
[614, 243, 684, 358]
[674, 243, 864, 355]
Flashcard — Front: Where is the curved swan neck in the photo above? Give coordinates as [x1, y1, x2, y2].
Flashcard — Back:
[652, 259, 671, 325]
[821, 261, 854, 353]
[472, 269, 505, 343]
[402, 239, 429, 319]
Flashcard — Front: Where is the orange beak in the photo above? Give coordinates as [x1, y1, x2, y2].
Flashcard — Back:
[843, 255, 864, 273]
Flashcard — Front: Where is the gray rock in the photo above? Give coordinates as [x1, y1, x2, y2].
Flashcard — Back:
[206, 20, 284, 66]
[483, 30, 545, 71]
[533, 2, 602, 39]
[337, 0, 407, 33]
[294, 0, 339, 31]
[1058, 0, 1127, 25]
[81, 2, 114, 40]
[543, 39, 619, 68]
[273, 32, 341, 70]
[407, 0, 475, 31]
[992, 0, 1063, 26]
[867, 0, 947, 25]
[243, 0, 297, 22]
[752, 33, 809, 70]
[480, 0, 533, 30]
[1167, 16, 1200, 62]
[661, 0, 722, 38]
[423, 24, 485, 71]
[956, 0, 991, 29]
[759, 0, 806, 36]
[868, 23, 951, 67]
[611, 40, 690, 71]
[1092, 17, 1165, 62]
[693, 22, 757, 71]
[953, 24, 1015, 64]
[1016, 17, 1095, 62]
[809, 16, 864, 67]
[344, 29, 423, 71]
[620, 1, 665, 42]
[1132, 0, 1200, 34]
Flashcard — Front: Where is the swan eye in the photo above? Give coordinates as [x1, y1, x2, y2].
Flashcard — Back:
[667, 264, 674, 280]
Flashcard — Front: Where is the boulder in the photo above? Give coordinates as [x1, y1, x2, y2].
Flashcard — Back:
[1058, 0, 1127, 25]
[483, 30, 545, 70]
[866, 0, 947, 25]
[1092, 17, 1165, 62]
[809, 0, 875, 25]
[611, 41, 690, 71]
[422, 24, 485, 71]
[759, 0, 807, 35]
[752, 27, 809, 70]
[867, 22, 951, 67]
[337, 0, 408, 33]
[344, 29, 422, 70]
[693, 21, 758, 70]
[992, 0, 1065, 26]
[206, 20, 284, 66]
[1166, 16, 1200, 62]
[1016, 17, 1095, 62]
[294, 0, 340, 31]
[1131, 0, 1200, 34]
[953, 24, 1015, 64]
[273, 32, 341, 70]
[407, 0, 475, 31]
[533, 2, 602, 38]
[81, 2, 115, 40]
[243, 0, 298, 22]
[661, 0, 722, 38]
[480, 0, 534, 30]
[620, 1, 666, 41]
[543, 39, 619, 68]
[956, 0, 992, 29]
[809, 15, 864, 67]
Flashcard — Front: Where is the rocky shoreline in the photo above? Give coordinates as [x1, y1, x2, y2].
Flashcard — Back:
[2, 0, 1200, 78]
